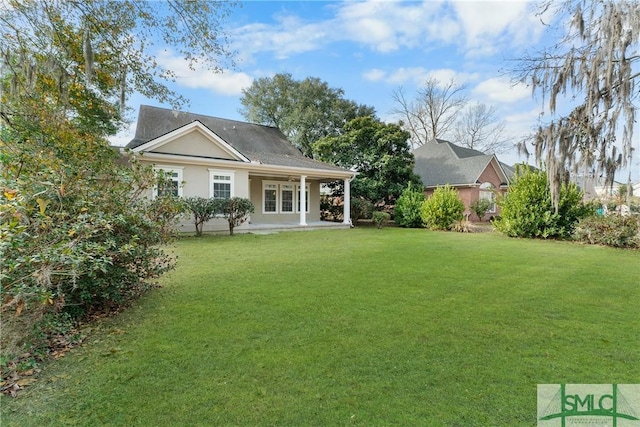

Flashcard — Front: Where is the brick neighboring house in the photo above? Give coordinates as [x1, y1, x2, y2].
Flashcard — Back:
[413, 138, 515, 221]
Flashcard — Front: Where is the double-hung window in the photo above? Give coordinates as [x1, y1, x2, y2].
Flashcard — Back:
[264, 183, 278, 213]
[281, 184, 294, 213]
[209, 169, 234, 200]
[154, 166, 183, 198]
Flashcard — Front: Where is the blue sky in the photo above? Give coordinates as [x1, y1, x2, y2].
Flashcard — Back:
[112, 0, 639, 181]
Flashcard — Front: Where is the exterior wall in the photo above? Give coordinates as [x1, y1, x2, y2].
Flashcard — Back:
[143, 159, 251, 234]
[424, 162, 508, 222]
[141, 158, 326, 233]
[132, 124, 352, 233]
[249, 177, 321, 224]
[152, 132, 236, 160]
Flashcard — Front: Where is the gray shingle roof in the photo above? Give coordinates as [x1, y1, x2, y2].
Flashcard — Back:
[413, 138, 511, 187]
[126, 105, 349, 173]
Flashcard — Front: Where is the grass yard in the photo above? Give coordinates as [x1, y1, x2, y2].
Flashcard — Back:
[1, 228, 639, 426]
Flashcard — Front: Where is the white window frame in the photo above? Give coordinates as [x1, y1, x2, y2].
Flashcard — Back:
[208, 169, 235, 200]
[479, 182, 496, 213]
[153, 166, 183, 199]
[263, 182, 279, 214]
[280, 183, 295, 213]
[297, 184, 310, 213]
[261, 181, 310, 214]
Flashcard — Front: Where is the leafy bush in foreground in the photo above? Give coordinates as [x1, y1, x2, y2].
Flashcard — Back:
[372, 211, 391, 229]
[351, 197, 374, 224]
[183, 197, 218, 236]
[1, 150, 183, 360]
[217, 197, 255, 236]
[573, 215, 640, 248]
[394, 182, 425, 228]
[494, 166, 589, 239]
[420, 185, 464, 231]
[470, 198, 493, 222]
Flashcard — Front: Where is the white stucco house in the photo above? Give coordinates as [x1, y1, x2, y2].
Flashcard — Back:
[125, 105, 355, 234]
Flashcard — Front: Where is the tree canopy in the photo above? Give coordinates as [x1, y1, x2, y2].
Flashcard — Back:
[240, 73, 376, 157]
[512, 0, 639, 208]
[313, 116, 422, 204]
[1, 0, 236, 359]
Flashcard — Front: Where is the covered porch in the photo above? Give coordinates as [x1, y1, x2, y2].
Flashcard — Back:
[247, 170, 353, 228]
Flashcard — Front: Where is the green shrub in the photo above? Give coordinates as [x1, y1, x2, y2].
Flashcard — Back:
[573, 215, 640, 248]
[217, 197, 255, 236]
[1, 150, 182, 359]
[469, 198, 493, 222]
[394, 182, 425, 228]
[420, 185, 465, 231]
[350, 197, 373, 224]
[494, 166, 589, 239]
[372, 211, 391, 229]
[183, 196, 219, 236]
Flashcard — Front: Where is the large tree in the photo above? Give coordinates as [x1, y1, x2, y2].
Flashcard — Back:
[452, 103, 511, 154]
[392, 77, 468, 149]
[240, 73, 375, 157]
[0, 0, 235, 357]
[313, 116, 422, 204]
[513, 0, 639, 208]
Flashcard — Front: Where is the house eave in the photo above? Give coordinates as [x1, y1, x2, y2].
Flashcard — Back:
[423, 182, 477, 189]
[133, 151, 356, 180]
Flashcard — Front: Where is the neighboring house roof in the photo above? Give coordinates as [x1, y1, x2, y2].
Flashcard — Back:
[126, 105, 349, 174]
[413, 138, 513, 188]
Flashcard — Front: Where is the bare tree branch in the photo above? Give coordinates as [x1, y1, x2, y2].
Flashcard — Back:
[392, 77, 467, 149]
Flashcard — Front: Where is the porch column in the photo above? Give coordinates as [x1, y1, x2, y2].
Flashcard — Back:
[343, 177, 351, 225]
[299, 175, 307, 226]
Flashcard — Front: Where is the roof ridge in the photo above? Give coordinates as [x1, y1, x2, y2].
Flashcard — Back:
[139, 104, 280, 131]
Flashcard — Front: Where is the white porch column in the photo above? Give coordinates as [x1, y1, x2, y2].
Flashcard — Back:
[299, 175, 307, 226]
[343, 177, 351, 225]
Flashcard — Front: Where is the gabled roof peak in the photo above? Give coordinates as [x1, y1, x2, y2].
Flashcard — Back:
[413, 138, 513, 187]
[424, 138, 488, 159]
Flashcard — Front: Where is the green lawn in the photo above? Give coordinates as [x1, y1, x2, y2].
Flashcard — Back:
[2, 228, 639, 426]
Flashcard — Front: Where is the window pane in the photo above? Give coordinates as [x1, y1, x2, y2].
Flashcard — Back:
[265, 188, 277, 212]
[158, 179, 179, 197]
[213, 182, 231, 199]
[282, 189, 293, 212]
[297, 187, 309, 212]
[281, 184, 294, 212]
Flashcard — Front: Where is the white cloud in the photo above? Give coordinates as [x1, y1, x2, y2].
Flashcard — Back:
[389, 67, 431, 86]
[229, 0, 545, 63]
[472, 77, 531, 104]
[451, 1, 545, 56]
[156, 50, 253, 95]
[334, 0, 443, 52]
[232, 14, 328, 61]
[364, 67, 479, 87]
[363, 68, 386, 82]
